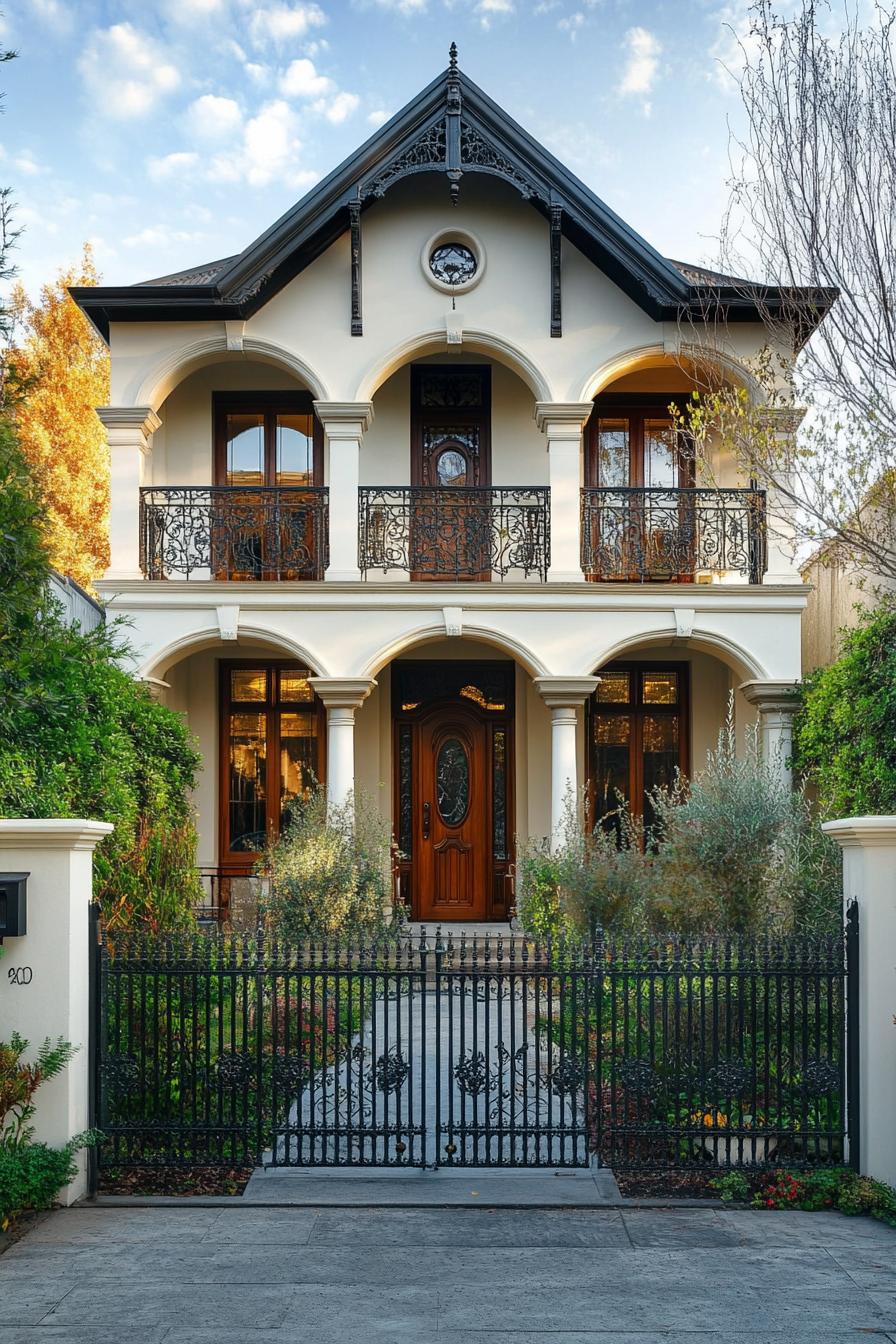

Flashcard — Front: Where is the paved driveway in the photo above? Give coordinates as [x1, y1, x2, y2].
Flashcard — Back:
[1, 1203, 896, 1342]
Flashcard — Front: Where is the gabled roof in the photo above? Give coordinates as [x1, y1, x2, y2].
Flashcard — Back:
[71, 49, 836, 345]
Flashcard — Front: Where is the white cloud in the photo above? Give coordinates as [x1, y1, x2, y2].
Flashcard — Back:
[558, 11, 585, 40]
[618, 26, 661, 97]
[370, 0, 428, 11]
[27, 0, 72, 34]
[79, 23, 180, 119]
[367, 108, 390, 127]
[187, 94, 243, 139]
[279, 57, 334, 98]
[477, 0, 512, 26]
[14, 151, 44, 176]
[319, 90, 359, 123]
[148, 151, 201, 181]
[209, 99, 310, 187]
[122, 225, 206, 249]
[164, 0, 223, 20]
[247, 3, 326, 48]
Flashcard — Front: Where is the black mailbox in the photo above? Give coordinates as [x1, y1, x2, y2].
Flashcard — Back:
[0, 873, 28, 937]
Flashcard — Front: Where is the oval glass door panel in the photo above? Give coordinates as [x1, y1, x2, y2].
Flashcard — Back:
[436, 737, 470, 826]
[436, 449, 468, 486]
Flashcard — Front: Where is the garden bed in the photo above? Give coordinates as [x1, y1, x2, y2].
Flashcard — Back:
[97, 1165, 253, 1197]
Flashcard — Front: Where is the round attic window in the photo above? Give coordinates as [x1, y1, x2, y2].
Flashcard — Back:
[421, 229, 486, 295]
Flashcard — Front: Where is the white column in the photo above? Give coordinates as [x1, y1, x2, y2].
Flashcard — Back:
[308, 677, 377, 810]
[535, 676, 601, 841]
[757, 406, 806, 584]
[739, 680, 800, 788]
[822, 816, 896, 1186]
[534, 402, 593, 582]
[96, 407, 160, 580]
[0, 819, 113, 1205]
[314, 401, 374, 582]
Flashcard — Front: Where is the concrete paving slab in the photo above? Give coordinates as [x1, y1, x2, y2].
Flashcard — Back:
[243, 1169, 616, 1205]
[308, 1207, 629, 1246]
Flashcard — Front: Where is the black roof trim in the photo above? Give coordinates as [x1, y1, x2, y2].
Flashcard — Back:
[71, 55, 837, 345]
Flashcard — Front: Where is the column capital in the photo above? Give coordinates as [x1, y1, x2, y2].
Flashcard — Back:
[96, 406, 161, 450]
[822, 816, 896, 849]
[738, 679, 801, 714]
[313, 400, 375, 436]
[0, 818, 114, 852]
[308, 677, 377, 710]
[534, 401, 594, 437]
[534, 675, 601, 709]
[756, 406, 807, 435]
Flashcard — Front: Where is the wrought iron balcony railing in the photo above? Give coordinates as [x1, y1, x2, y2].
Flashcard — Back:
[139, 486, 329, 580]
[581, 487, 767, 584]
[358, 486, 550, 581]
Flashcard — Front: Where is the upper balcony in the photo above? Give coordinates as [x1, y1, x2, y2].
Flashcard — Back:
[109, 355, 794, 590]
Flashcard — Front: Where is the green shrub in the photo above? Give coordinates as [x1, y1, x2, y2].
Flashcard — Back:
[0, 1134, 100, 1230]
[0, 1033, 76, 1147]
[795, 601, 896, 817]
[516, 795, 647, 938]
[752, 1168, 896, 1226]
[261, 790, 396, 940]
[710, 1171, 750, 1203]
[0, 418, 202, 929]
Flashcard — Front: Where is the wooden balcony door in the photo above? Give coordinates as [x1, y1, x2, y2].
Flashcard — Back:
[410, 365, 491, 581]
[213, 392, 323, 580]
[586, 395, 694, 581]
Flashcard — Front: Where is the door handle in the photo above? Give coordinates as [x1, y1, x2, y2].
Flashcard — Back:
[422, 802, 431, 841]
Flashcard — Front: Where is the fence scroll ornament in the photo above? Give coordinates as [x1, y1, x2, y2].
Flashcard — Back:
[94, 920, 854, 1174]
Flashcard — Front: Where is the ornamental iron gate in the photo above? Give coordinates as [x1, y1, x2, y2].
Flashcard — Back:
[94, 912, 857, 1175]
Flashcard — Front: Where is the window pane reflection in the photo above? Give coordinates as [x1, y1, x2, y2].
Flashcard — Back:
[231, 668, 267, 701]
[279, 711, 318, 828]
[594, 714, 631, 819]
[279, 669, 314, 703]
[643, 713, 679, 833]
[597, 418, 629, 486]
[644, 419, 677, 488]
[642, 671, 678, 705]
[226, 414, 265, 486]
[276, 414, 314, 486]
[597, 671, 630, 704]
[228, 712, 267, 852]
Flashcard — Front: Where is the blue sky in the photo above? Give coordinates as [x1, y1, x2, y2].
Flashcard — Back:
[0, 0, 754, 297]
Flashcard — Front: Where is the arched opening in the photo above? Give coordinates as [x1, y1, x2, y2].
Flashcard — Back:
[359, 352, 549, 583]
[587, 635, 760, 833]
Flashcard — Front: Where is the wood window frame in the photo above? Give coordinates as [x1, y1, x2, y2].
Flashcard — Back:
[213, 391, 324, 487]
[587, 661, 690, 829]
[585, 393, 695, 489]
[218, 659, 326, 872]
[410, 365, 492, 487]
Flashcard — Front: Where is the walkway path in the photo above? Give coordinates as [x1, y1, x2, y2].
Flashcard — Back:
[2, 1203, 896, 1341]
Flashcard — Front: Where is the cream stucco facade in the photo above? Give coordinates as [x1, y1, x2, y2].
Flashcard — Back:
[78, 61, 817, 921]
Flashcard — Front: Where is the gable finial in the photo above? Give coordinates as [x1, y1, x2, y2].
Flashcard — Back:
[449, 41, 458, 70]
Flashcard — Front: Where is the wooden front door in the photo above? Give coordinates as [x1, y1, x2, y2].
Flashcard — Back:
[416, 705, 490, 921]
[410, 365, 492, 581]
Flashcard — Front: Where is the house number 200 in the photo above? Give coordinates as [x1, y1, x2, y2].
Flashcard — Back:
[7, 966, 32, 986]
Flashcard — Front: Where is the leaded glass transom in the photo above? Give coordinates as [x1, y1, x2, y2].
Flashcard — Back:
[429, 242, 477, 287]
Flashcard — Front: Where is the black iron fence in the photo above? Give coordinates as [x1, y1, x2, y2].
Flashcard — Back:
[358, 486, 550, 581]
[581, 487, 767, 583]
[94, 913, 856, 1174]
[139, 486, 329, 580]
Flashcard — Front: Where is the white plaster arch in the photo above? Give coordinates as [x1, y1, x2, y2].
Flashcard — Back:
[587, 626, 768, 683]
[361, 621, 548, 680]
[577, 341, 762, 404]
[355, 327, 554, 403]
[135, 337, 330, 411]
[139, 623, 331, 682]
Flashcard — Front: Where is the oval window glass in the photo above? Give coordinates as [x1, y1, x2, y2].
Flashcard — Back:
[429, 242, 477, 287]
[436, 449, 467, 486]
[436, 738, 470, 826]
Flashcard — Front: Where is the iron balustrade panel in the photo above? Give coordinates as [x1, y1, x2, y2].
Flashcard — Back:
[359, 486, 550, 581]
[597, 929, 850, 1172]
[139, 486, 329, 580]
[433, 932, 595, 1168]
[581, 487, 767, 583]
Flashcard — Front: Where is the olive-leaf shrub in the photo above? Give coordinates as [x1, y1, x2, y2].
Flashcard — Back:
[261, 790, 397, 941]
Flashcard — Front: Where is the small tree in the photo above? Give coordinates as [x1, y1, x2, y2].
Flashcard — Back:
[794, 601, 896, 818]
[7, 245, 110, 585]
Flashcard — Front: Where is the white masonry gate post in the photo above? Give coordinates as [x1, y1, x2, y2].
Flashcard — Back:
[822, 816, 896, 1187]
[0, 819, 113, 1205]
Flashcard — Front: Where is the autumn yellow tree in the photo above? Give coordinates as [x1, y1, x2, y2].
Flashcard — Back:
[8, 245, 110, 585]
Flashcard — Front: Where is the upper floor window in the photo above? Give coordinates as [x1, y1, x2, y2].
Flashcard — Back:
[587, 395, 693, 489]
[214, 392, 322, 488]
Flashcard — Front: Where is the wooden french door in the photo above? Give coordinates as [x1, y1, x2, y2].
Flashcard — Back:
[415, 706, 490, 921]
[410, 365, 491, 581]
[213, 392, 324, 580]
[586, 395, 694, 581]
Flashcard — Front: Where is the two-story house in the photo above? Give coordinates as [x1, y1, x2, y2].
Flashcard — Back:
[72, 52, 832, 924]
